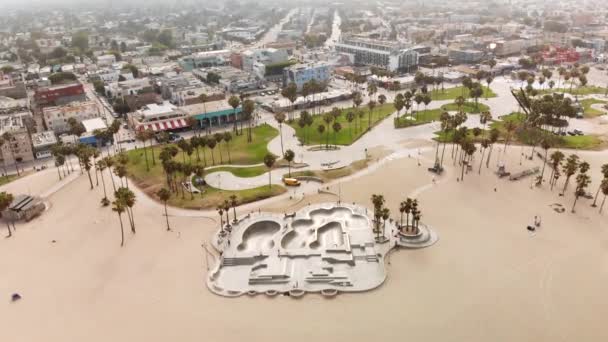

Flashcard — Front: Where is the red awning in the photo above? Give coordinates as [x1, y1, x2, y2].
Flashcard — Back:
[162, 122, 169, 130]
[154, 123, 162, 131]
[179, 119, 188, 127]
[168, 121, 176, 129]
[147, 124, 155, 131]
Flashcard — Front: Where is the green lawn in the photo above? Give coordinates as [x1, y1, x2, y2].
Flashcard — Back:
[206, 165, 268, 178]
[0, 174, 18, 187]
[440, 101, 490, 113]
[289, 103, 395, 146]
[580, 99, 607, 118]
[125, 124, 279, 208]
[394, 109, 442, 128]
[430, 86, 496, 101]
[168, 182, 286, 209]
[540, 86, 608, 96]
[436, 112, 605, 150]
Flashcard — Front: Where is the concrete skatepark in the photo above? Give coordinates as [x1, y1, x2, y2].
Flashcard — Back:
[207, 202, 438, 297]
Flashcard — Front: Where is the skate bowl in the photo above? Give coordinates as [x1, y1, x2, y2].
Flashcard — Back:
[207, 203, 438, 298]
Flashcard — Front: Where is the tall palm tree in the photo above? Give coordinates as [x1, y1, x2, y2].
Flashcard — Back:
[223, 131, 232, 164]
[592, 164, 608, 207]
[599, 179, 608, 214]
[228, 95, 241, 134]
[284, 149, 295, 177]
[206, 136, 216, 165]
[157, 188, 171, 231]
[561, 154, 580, 195]
[217, 205, 224, 232]
[317, 124, 325, 148]
[0, 191, 14, 238]
[332, 122, 342, 147]
[136, 130, 150, 171]
[367, 100, 376, 131]
[116, 187, 137, 233]
[381, 207, 390, 238]
[229, 194, 238, 223]
[572, 173, 591, 213]
[537, 138, 552, 185]
[281, 82, 298, 120]
[274, 112, 286, 155]
[213, 133, 224, 164]
[322, 113, 333, 148]
[97, 159, 110, 206]
[263, 153, 276, 189]
[345, 111, 355, 138]
[112, 199, 126, 247]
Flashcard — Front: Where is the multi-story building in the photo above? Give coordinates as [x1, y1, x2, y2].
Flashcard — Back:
[178, 50, 231, 71]
[193, 66, 262, 93]
[335, 36, 419, 72]
[129, 101, 191, 132]
[42, 101, 102, 134]
[447, 47, 485, 64]
[241, 48, 290, 73]
[0, 111, 34, 168]
[30, 131, 58, 159]
[97, 54, 117, 67]
[283, 62, 333, 90]
[105, 78, 152, 99]
[34, 83, 86, 107]
[183, 99, 242, 129]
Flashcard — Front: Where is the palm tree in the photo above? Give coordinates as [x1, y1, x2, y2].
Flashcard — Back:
[112, 199, 126, 247]
[213, 133, 224, 164]
[322, 113, 333, 148]
[77, 145, 95, 189]
[537, 138, 552, 185]
[97, 159, 110, 206]
[367, 100, 376, 130]
[116, 187, 137, 233]
[572, 173, 591, 213]
[0, 191, 14, 238]
[370, 194, 385, 239]
[345, 111, 355, 138]
[381, 207, 390, 238]
[378, 94, 387, 111]
[228, 95, 241, 134]
[394, 93, 404, 119]
[317, 124, 325, 147]
[157, 188, 171, 231]
[332, 122, 342, 147]
[592, 164, 608, 207]
[548, 150, 565, 190]
[561, 154, 580, 195]
[599, 179, 608, 214]
[263, 153, 276, 189]
[274, 112, 286, 155]
[479, 139, 489, 174]
[135, 130, 150, 171]
[223, 131, 232, 164]
[217, 205, 224, 232]
[241, 99, 256, 142]
[206, 136, 216, 165]
[284, 149, 295, 177]
[281, 82, 298, 120]
[229, 194, 238, 223]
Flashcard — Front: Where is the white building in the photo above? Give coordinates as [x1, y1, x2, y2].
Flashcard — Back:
[97, 54, 117, 67]
[335, 36, 418, 72]
[42, 101, 102, 134]
[129, 101, 190, 132]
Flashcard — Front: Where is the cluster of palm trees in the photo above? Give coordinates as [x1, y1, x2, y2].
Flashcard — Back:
[398, 198, 422, 235]
[158, 145, 205, 200]
[317, 107, 343, 149]
[554, 64, 590, 93]
[216, 194, 239, 235]
[546, 151, 608, 213]
[393, 88, 432, 125]
[371, 194, 390, 242]
[460, 77, 485, 110]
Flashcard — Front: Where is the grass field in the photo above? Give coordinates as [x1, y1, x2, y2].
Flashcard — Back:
[430, 86, 496, 101]
[289, 102, 395, 146]
[580, 99, 607, 118]
[125, 124, 279, 208]
[435, 112, 605, 150]
[168, 183, 286, 209]
[394, 109, 442, 128]
[440, 101, 490, 113]
[0, 174, 18, 187]
[206, 165, 268, 178]
[540, 86, 608, 96]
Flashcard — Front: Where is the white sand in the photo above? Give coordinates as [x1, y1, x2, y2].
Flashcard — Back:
[1, 145, 607, 341]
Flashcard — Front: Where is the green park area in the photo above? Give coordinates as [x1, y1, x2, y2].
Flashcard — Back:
[440, 101, 490, 113]
[580, 99, 607, 118]
[394, 109, 442, 128]
[435, 112, 604, 150]
[289, 102, 395, 146]
[430, 85, 496, 101]
[0, 174, 18, 187]
[540, 86, 608, 96]
[125, 124, 284, 208]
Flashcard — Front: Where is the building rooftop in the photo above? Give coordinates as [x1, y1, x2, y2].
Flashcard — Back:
[31, 131, 58, 148]
[139, 101, 178, 117]
[82, 117, 107, 133]
[182, 99, 236, 116]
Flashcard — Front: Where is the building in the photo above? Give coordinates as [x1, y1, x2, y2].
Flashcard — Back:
[241, 48, 289, 73]
[182, 99, 242, 129]
[30, 131, 58, 159]
[0, 110, 34, 168]
[129, 101, 191, 132]
[79, 118, 109, 146]
[42, 101, 102, 134]
[447, 47, 485, 64]
[335, 36, 418, 72]
[34, 83, 86, 107]
[178, 50, 231, 71]
[0, 75, 27, 100]
[97, 54, 117, 67]
[193, 66, 262, 93]
[283, 62, 332, 90]
[105, 78, 153, 99]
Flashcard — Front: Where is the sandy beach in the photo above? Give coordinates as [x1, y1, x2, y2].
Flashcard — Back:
[1, 142, 607, 342]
